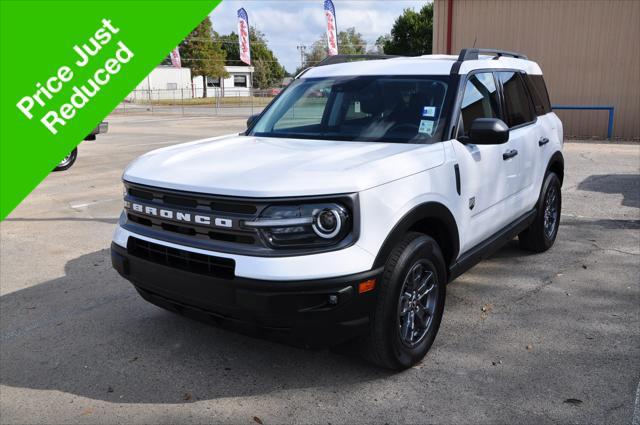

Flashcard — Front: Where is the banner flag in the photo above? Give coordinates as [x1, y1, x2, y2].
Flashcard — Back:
[0, 0, 223, 220]
[324, 0, 338, 56]
[237, 8, 251, 65]
[169, 47, 182, 68]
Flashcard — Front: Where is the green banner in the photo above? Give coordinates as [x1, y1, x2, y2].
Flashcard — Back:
[0, 0, 223, 220]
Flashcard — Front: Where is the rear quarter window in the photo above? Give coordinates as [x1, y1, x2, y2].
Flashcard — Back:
[498, 71, 536, 127]
[524, 74, 552, 115]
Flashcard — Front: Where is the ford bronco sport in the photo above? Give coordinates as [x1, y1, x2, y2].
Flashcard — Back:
[111, 48, 564, 370]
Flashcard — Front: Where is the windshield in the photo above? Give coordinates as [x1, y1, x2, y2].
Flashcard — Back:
[249, 75, 450, 143]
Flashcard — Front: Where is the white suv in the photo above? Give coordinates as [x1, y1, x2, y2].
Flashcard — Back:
[111, 49, 564, 370]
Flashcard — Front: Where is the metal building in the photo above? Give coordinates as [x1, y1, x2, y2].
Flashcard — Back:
[433, 0, 640, 140]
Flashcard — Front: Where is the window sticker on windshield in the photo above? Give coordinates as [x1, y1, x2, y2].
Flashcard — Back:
[419, 119, 434, 135]
[422, 106, 436, 117]
[354, 101, 361, 113]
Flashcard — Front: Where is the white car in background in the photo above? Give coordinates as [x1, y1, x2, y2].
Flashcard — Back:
[54, 121, 108, 171]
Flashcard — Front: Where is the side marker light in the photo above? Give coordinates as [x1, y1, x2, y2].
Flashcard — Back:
[358, 279, 376, 294]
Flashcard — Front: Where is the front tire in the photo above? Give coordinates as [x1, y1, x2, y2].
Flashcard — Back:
[53, 148, 78, 172]
[519, 172, 562, 252]
[364, 232, 446, 370]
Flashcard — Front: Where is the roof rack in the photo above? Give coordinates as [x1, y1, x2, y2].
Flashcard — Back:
[457, 48, 528, 61]
[450, 48, 528, 75]
[314, 54, 399, 67]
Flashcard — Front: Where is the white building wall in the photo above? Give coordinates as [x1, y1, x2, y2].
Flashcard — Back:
[193, 66, 254, 98]
[126, 65, 255, 101]
[128, 66, 193, 101]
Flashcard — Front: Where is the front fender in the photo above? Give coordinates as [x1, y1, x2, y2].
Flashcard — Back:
[372, 201, 459, 269]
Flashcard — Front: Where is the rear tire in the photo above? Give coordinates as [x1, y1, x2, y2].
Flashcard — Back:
[519, 172, 561, 252]
[364, 232, 446, 370]
[53, 148, 78, 171]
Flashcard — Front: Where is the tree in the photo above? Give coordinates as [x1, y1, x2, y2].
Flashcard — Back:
[297, 27, 367, 73]
[336, 27, 367, 55]
[380, 4, 433, 56]
[371, 35, 390, 54]
[180, 18, 227, 97]
[219, 28, 286, 90]
[300, 38, 327, 71]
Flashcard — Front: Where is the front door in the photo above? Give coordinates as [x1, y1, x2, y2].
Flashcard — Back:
[451, 72, 519, 251]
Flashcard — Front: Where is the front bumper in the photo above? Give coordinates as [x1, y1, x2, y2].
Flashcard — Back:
[85, 121, 108, 140]
[112, 224, 375, 281]
[111, 242, 382, 347]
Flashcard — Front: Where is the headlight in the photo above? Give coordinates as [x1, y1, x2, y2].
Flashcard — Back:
[243, 202, 351, 249]
[313, 208, 344, 238]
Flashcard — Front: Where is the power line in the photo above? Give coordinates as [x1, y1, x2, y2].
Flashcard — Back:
[183, 37, 382, 47]
[175, 58, 326, 64]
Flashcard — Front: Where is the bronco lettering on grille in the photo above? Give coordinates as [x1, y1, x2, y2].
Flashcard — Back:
[124, 201, 233, 228]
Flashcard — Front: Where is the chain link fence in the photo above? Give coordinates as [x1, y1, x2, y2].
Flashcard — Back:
[112, 87, 277, 117]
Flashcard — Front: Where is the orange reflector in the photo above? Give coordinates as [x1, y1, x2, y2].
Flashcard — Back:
[358, 279, 376, 294]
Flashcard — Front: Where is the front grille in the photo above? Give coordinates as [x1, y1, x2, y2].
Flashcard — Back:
[123, 182, 262, 251]
[128, 186, 258, 215]
[127, 237, 235, 279]
[121, 181, 358, 257]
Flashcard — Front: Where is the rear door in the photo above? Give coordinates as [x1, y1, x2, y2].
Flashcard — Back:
[496, 71, 538, 203]
[523, 73, 560, 206]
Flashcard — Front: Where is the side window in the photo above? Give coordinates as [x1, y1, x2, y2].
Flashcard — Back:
[498, 72, 535, 127]
[460, 72, 500, 136]
[524, 74, 552, 115]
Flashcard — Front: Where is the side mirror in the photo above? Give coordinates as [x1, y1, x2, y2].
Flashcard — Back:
[246, 114, 260, 129]
[468, 118, 509, 144]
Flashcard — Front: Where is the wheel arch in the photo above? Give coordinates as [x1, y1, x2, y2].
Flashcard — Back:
[546, 151, 564, 185]
[373, 202, 460, 271]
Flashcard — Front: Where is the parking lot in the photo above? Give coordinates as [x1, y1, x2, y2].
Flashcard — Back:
[1, 114, 638, 424]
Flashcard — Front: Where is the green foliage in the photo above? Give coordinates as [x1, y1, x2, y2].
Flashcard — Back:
[297, 27, 367, 73]
[337, 27, 367, 55]
[219, 28, 286, 89]
[381, 4, 433, 56]
[300, 39, 327, 71]
[217, 32, 239, 64]
[372, 35, 390, 54]
[179, 18, 227, 97]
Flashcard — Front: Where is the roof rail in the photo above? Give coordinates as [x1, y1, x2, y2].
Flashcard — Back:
[457, 48, 528, 61]
[294, 67, 312, 79]
[314, 54, 399, 67]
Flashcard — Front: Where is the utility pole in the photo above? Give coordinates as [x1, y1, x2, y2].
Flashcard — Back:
[296, 45, 306, 69]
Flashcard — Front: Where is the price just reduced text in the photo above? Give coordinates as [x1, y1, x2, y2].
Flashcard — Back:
[16, 19, 134, 135]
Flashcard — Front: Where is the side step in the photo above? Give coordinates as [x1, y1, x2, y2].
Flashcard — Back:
[448, 209, 536, 282]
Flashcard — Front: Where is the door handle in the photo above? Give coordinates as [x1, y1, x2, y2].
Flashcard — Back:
[538, 137, 550, 146]
[502, 149, 518, 160]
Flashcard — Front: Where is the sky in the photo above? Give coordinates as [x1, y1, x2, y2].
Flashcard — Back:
[210, 0, 430, 73]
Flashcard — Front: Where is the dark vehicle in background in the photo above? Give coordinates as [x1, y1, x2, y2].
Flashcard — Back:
[54, 121, 108, 171]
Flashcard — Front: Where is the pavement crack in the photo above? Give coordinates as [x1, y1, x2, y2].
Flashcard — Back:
[511, 277, 556, 304]
[587, 240, 639, 256]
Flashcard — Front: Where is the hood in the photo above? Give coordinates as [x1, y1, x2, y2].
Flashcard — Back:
[123, 134, 445, 197]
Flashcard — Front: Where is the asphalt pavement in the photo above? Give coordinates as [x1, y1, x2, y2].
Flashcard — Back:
[1, 114, 638, 424]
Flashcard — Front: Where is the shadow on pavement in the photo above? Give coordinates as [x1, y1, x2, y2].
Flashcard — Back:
[577, 174, 640, 208]
[1, 236, 637, 425]
[0, 249, 389, 404]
